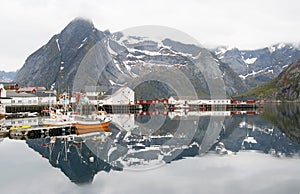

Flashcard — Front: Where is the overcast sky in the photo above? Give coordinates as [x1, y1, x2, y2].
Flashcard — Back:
[1, 0, 300, 71]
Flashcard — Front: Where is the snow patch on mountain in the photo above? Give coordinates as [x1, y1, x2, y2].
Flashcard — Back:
[114, 60, 123, 72]
[78, 37, 88, 49]
[277, 43, 286, 49]
[239, 66, 273, 80]
[268, 46, 276, 53]
[214, 46, 235, 57]
[56, 38, 61, 52]
[244, 57, 257, 65]
[282, 64, 289, 69]
[128, 48, 161, 56]
[124, 64, 138, 78]
[109, 79, 125, 86]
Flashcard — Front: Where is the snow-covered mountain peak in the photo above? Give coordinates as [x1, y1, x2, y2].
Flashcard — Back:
[214, 46, 236, 56]
[268, 43, 296, 53]
[213, 42, 300, 89]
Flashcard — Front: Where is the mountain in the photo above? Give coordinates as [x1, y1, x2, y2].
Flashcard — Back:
[213, 44, 300, 89]
[15, 18, 105, 91]
[15, 18, 246, 98]
[240, 58, 300, 101]
[274, 58, 300, 100]
[0, 70, 17, 82]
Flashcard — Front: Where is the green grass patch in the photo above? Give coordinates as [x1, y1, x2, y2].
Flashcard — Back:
[235, 79, 278, 99]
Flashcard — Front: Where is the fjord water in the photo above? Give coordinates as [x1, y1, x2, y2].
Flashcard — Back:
[0, 103, 300, 194]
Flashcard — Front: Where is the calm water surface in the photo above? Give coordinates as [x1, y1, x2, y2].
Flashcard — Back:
[0, 103, 300, 194]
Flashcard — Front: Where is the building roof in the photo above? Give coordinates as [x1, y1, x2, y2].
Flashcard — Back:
[104, 86, 132, 96]
[6, 91, 37, 98]
[18, 86, 46, 92]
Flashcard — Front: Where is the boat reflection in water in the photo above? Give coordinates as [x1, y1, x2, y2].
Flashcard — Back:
[23, 110, 300, 185]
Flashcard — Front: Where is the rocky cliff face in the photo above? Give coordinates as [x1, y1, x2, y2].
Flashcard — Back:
[214, 44, 300, 89]
[15, 18, 246, 97]
[240, 58, 300, 101]
[274, 59, 300, 100]
[16, 18, 105, 91]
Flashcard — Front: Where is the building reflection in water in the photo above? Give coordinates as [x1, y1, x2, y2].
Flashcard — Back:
[23, 110, 300, 185]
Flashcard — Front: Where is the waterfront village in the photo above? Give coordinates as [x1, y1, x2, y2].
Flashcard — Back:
[0, 81, 264, 146]
[0, 82, 263, 117]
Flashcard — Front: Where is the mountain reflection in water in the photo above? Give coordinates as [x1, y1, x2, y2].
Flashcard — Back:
[20, 105, 300, 185]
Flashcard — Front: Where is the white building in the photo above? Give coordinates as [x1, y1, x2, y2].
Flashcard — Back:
[168, 96, 199, 105]
[3, 90, 57, 106]
[99, 86, 134, 105]
[0, 84, 7, 98]
[36, 92, 57, 106]
[85, 86, 108, 105]
[205, 99, 231, 105]
[168, 96, 231, 105]
[5, 91, 38, 106]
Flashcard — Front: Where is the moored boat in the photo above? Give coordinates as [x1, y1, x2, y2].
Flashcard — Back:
[42, 106, 112, 134]
[42, 108, 74, 126]
[72, 110, 112, 134]
[9, 125, 31, 130]
[72, 119, 111, 134]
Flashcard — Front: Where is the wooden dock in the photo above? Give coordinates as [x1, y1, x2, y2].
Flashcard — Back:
[5, 105, 49, 113]
[135, 99, 263, 112]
